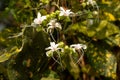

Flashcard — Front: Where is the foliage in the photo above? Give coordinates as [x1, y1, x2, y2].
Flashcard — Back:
[0, 0, 120, 80]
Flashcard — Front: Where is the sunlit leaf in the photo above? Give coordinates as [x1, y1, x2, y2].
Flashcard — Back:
[0, 53, 11, 63]
[0, 46, 21, 63]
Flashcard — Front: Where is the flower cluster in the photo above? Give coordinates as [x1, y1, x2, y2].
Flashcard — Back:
[33, 7, 73, 25]
[45, 42, 87, 57]
[31, 6, 89, 65]
[32, 7, 73, 34]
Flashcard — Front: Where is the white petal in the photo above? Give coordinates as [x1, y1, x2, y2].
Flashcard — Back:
[46, 52, 49, 57]
[37, 12, 41, 19]
[34, 18, 39, 24]
[50, 42, 55, 45]
[60, 7, 65, 12]
[46, 51, 52, 57]
[48, 19, 56, 26]
[70, 44, 83, 50]
[55, 23, 62, 30]
[51, 42, 59, 50]
[66, 10, 71, 13]
[59, 12, 64, 16]
[41, 16, 46, 21]
[70, 44, 77, 47]
[45, 47, 52, 50]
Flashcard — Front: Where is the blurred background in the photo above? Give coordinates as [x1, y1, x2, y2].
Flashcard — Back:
[0, 0, 120, 80]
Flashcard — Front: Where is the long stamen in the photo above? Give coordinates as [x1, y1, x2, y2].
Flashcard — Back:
[56, 51, 64, 70]
[52, 55, 61, 65]
[50, 32, 56, 42]
[76, 48, 84, 63]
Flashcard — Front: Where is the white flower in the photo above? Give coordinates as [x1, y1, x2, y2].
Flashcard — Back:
[45, 42, 62, 57]
[45, 42, 61, 52]
[59, 7, 73, 16]
[70, 44, 87, 63]
[47, 19, 62, 33]
[70, 44, 87, 51]
[33, 12, 46, 24]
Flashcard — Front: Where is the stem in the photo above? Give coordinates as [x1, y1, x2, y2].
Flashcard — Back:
[57, 0, 59, 7]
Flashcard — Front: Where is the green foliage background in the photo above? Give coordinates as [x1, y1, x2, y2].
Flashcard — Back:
[0, 0, 120, 80]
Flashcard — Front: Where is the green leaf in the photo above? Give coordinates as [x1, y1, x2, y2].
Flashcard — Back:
[86, 43, 117, 78]
[36, 26, 43, 32]
[106, 33, 120, 46]
[95, 20, 119, 39]
[41, 70, 60, 80]
[66, 20, 119, 39]
[0, 47, 21, 63]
